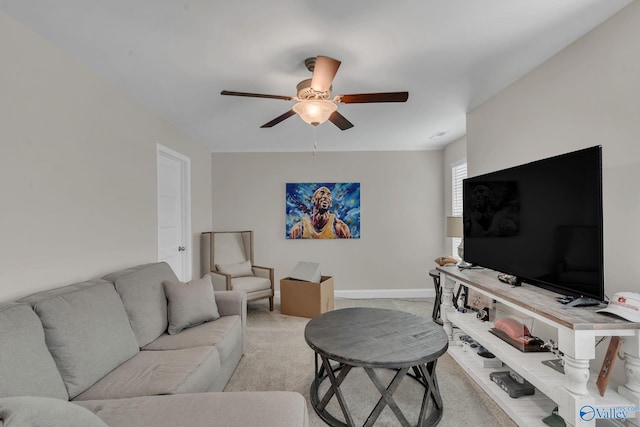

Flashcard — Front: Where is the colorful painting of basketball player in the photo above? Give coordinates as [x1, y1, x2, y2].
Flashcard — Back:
[286, 182, 360, 239]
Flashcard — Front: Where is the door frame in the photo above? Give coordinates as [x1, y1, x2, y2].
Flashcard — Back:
[156, 143, 192, 281]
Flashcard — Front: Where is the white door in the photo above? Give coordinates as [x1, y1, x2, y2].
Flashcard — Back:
[157, 144, 191, 281]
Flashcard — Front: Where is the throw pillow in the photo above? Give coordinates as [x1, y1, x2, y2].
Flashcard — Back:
[0, 396, 109, 427]
[163, 275, 220, 335]
[215, 260, 254, 278]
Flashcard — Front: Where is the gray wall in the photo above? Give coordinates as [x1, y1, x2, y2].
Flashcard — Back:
[0, 12, 213, 301]
[443, 136, 467, 256]
[467, 2, 639, 298]
[466, 1, 639, 383]
[211, 151, 443, 296]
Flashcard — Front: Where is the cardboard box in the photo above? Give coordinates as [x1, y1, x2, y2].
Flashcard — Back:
[280, 276, 334, 318]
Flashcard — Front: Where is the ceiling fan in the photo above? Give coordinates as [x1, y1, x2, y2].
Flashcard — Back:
[221, 56, 408, 130]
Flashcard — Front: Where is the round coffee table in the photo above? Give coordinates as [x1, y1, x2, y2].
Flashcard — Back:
[304, 307, 448, 427]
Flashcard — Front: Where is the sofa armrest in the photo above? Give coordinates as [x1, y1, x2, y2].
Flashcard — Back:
[214, 290, 245, 317]
[214, 290, 247, 353]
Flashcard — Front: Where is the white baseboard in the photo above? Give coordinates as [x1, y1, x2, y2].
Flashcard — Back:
[275, 289, 435, 299]
[335, 289, 435, 299]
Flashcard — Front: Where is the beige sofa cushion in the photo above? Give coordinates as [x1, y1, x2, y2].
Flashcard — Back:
[143, 314, 242, 362]
[0, 397, 108, 427]
[76, 392, 309, 427]
[73, 347, 220, 401]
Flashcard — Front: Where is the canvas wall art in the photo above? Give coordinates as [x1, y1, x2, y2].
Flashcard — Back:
[286, 182, 360, 239]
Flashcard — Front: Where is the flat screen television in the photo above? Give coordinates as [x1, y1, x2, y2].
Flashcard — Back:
[463, 145, 604, 304]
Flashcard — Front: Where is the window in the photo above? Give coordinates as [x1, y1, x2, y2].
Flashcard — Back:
[451, 161, 467, 258]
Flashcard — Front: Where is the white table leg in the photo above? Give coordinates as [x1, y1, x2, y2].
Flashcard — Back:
[440, 272, 455, 342]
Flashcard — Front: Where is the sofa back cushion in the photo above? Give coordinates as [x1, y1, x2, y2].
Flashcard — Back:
[103, 262, 177, 347]
[0, 396, 109, 427]
[19, 280, 139, 399]
[0, 303, 68, 400]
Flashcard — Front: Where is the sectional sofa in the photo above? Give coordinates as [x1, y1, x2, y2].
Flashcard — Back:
[0, 262, 308, 427]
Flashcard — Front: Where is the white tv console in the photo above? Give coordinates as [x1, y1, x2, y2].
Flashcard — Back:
[438, 266, 640, 427]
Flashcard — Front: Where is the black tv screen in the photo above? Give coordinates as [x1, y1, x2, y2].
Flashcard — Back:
[463, 146, 604, 301]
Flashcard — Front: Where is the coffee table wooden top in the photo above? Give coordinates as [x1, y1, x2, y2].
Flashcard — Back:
[304, 307, 448, 369]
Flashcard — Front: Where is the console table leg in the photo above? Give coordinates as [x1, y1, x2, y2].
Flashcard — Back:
[617, 335, 640, 426]
[440, 273, 455, 341]
[558, 355, 593, 427]
[622, 353, 640, 392]
[563, 355, 590, 395]
[557, 392, 595, 427]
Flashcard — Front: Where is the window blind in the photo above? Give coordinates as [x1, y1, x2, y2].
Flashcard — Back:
[451, 161, 467, 257]
[452, 162, 467, 216]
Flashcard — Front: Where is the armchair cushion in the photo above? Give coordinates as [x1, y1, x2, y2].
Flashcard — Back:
[216, 260, 254, 278]
[163, 276, 220, 335]
[231, 276, 272, 293]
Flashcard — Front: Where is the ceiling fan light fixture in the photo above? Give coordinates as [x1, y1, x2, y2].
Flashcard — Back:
[293, 100, 337, 126]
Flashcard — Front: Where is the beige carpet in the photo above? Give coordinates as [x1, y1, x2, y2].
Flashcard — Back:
[225, 297, 517, 427]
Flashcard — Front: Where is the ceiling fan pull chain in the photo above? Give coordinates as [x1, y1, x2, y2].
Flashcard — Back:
[313, 127, 318, 155]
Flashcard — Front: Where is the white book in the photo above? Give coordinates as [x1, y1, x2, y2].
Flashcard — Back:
[289, 261, 321, 283]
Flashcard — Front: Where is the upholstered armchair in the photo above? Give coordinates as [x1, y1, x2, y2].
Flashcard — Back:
[201, 231, 274, 311]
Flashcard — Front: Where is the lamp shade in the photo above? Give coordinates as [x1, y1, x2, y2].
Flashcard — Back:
[292, 100, 337, 126]
[446, 216, 463, 238]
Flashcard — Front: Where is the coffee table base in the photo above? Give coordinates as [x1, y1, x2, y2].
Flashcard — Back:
[310, 353, 443, 427]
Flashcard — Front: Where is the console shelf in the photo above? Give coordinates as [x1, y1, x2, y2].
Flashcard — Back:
[448, 345, 555, 427]
[438, 267, 640, 427]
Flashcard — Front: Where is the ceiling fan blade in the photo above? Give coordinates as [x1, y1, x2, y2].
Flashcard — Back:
[260, 110, 297, 128]
[310, 56, 341, 93]
[221, 90, 293, 101]
[328, 111, 354, 131]
[338, 92, 409, 104]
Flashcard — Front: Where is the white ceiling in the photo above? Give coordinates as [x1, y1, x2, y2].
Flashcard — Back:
[1, 0, 632, 153]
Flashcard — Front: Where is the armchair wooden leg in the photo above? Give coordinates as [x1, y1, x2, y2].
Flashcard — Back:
[269, 296, 274, 311]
